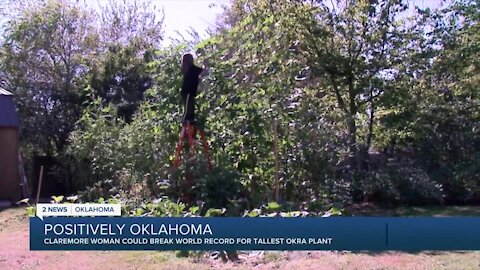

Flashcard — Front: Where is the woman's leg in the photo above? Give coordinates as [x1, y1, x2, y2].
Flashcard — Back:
[183, 93, 195, 123]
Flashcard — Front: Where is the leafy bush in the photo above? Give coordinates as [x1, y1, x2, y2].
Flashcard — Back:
[195, 166, 246, 210]
[412, 101, 480, 204]
[364, 160, 444, 206]
[65, 100, 174, 195]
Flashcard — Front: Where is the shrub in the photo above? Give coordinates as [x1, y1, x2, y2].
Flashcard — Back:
[363, 160, 444, 206]
[65, 100, 174, 195]
[195, 166, 246, 210]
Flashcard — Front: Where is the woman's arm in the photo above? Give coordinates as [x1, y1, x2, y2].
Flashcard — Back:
[199, 60, 209, 78]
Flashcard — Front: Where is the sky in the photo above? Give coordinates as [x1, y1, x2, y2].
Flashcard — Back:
[83, 0, 228, 44]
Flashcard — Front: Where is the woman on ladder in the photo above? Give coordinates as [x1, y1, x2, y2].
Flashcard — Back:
[173, 53, 212, 171]
[180, 53, 206, 124]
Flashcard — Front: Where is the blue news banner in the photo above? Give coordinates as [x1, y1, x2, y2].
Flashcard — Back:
[30, 217, 480, 251]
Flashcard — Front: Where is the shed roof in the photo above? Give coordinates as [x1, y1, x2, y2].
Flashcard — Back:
[0, 88, 20, 128]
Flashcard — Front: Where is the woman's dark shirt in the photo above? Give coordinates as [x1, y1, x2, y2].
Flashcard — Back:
[181, 65, 203, 96]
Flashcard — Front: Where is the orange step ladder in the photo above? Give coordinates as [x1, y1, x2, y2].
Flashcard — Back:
[172, 122, 212, 203]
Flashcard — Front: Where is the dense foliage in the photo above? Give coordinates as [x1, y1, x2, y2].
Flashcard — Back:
[1, 0, 479, 211]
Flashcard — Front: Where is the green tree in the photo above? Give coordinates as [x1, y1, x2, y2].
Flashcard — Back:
[410, 0, 479, 202]
[371, 0, 479, 203]
[1, 0, 98, 155]
[290, 0, 409, 163]
[88, 0, 164, 122]
[214, 0, 416, 201]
